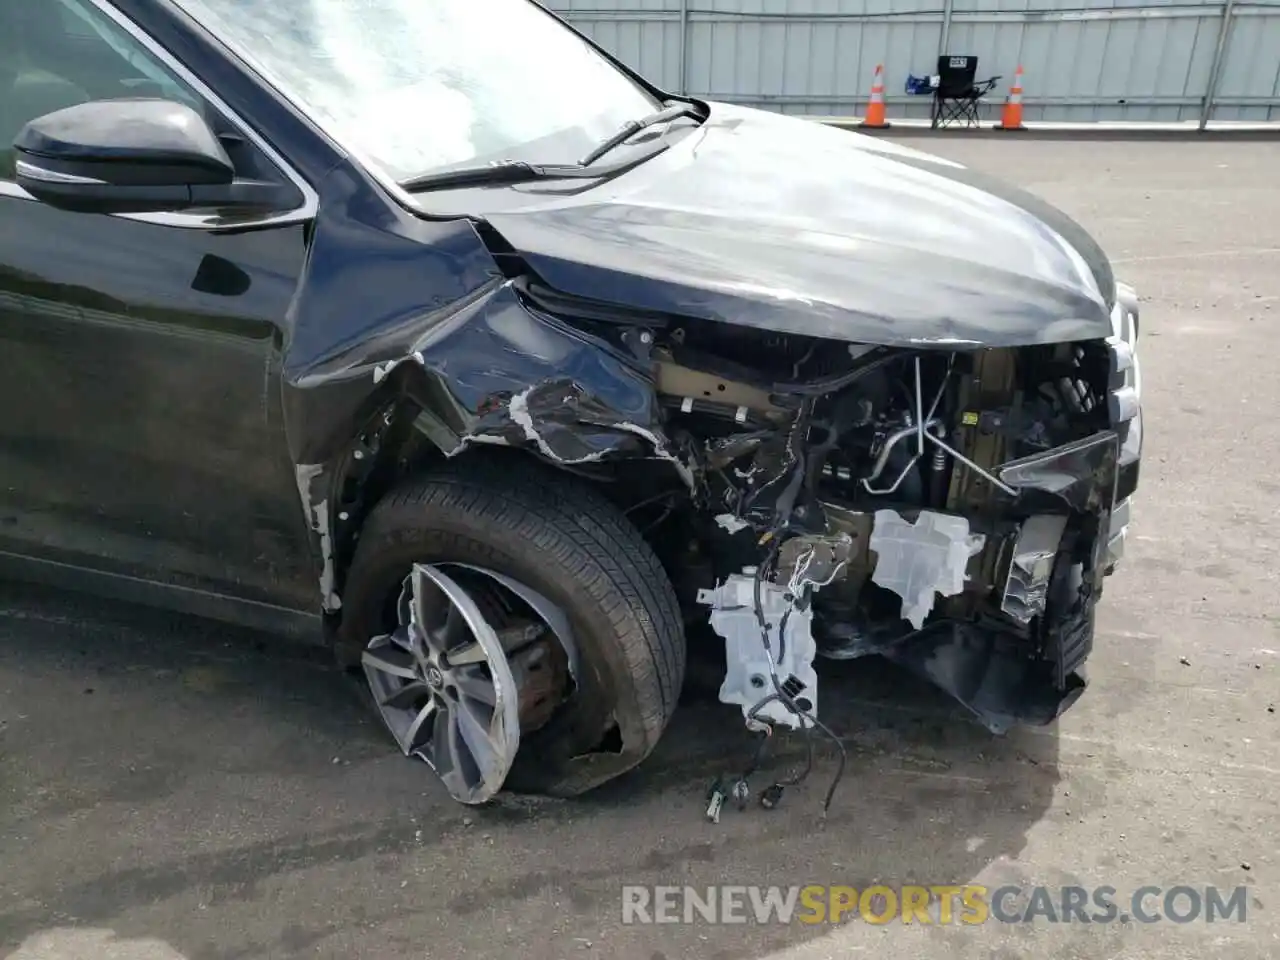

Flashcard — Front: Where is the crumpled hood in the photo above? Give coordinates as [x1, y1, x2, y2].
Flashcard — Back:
[482, 104, 1115, 347]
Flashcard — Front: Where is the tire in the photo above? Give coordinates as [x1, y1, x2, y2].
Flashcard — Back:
[337, 454, 686, 797]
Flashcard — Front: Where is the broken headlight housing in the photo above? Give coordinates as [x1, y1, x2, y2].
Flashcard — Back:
[1105, 281, 1141, 569]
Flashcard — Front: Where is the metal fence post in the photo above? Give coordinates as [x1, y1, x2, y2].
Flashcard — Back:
[1200, 0, 1237, 130]
[678, 0, 690, 95]
[938, 0, 955, 57]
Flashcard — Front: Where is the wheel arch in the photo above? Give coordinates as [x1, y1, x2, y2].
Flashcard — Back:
[286, 278, 695, 628]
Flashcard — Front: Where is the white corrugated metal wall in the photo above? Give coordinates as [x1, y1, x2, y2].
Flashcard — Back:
[546, 0, 1280, 123]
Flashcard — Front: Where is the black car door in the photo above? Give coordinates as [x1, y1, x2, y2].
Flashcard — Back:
[0, 0, 320, 619]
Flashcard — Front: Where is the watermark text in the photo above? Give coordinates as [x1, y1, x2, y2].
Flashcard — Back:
[621, 884, 1248, 926]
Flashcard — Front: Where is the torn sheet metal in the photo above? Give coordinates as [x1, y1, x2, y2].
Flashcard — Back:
[997, 430, 1120, 513]
[697, 572, 818, 729]
[466, 377, 689, 474]
[294, 463, 341, 612]
[308, 271, 693, 484]
[1001, 515, 1068, 624]
[606, 421, 697, 490]
[507, 384, 610, 465]
[869, 510, 985, 630]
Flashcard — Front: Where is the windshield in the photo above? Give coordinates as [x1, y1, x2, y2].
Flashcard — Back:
[170, 0, 662, 183]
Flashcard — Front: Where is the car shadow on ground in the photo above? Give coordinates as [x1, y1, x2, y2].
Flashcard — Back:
[0, 582, 1059, 959]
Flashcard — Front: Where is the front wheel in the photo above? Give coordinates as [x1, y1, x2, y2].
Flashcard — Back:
[337, 456, 686, 802]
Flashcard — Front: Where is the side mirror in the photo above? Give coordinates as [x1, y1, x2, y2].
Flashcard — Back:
[14, 98, 238, 213]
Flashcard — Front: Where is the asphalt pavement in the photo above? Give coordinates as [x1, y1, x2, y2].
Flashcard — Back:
[2, 136, 1278, 960]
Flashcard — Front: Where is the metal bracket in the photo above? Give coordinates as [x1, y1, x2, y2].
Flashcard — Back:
[621, 327, 654, 363]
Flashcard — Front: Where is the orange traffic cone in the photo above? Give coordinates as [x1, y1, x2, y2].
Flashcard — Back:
[858, 64, 890, 129]
[997, 65, 1026, 131]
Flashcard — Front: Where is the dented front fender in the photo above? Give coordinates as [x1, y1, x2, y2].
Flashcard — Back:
[278, 164, 690, 614]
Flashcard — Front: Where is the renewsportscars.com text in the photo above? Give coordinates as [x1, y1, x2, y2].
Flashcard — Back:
[621, 884, 1249, 926]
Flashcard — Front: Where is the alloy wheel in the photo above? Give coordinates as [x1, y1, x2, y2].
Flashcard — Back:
[362, 562, 575, 804]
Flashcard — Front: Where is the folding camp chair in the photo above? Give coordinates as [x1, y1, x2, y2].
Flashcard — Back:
[930, 56, 1000, 129]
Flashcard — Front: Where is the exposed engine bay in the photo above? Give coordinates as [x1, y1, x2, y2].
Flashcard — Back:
[629, 313, 1131, 720]
[621, 314, 1132, 814]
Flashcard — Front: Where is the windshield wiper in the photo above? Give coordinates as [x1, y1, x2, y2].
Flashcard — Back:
[399, 135, 674, 194]
[577, 100, 704, 167]
[399, 159, 585, 193]
[398, 100, 702, 194]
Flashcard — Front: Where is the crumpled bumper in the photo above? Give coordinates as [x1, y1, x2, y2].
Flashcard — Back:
[880, 623, 1091, 735]
[877, 434, 1118, 733]
[873, 283, 1144, 733]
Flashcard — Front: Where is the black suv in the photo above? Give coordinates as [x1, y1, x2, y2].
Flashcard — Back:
[0, 0, 1141, 804]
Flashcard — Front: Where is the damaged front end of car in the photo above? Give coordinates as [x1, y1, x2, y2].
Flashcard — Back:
[281, 159, 1142, 802]
[553, 282, 1142, 738]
